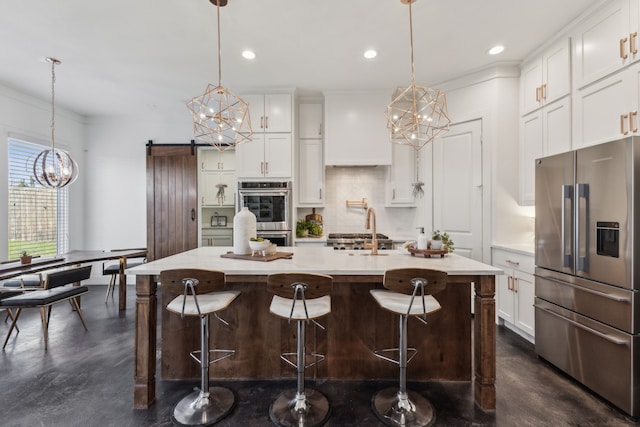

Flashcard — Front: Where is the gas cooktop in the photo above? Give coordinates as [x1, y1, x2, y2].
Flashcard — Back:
[326, 233, 393, 250]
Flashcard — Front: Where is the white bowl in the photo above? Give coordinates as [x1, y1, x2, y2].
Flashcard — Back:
[249, 239, 270, 252]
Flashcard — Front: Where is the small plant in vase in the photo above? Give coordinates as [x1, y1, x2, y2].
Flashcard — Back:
[431, 230, 455, 253]
[20, 251, 32, 264]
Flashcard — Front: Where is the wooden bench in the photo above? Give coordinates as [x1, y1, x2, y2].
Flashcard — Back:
[0, 265, 92, 351]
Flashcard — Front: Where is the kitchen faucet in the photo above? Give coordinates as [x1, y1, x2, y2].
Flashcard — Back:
[364, 207, 378, 255]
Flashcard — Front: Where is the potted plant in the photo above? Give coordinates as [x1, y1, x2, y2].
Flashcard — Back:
[20, 251, 32, 264]
[431, 230, 455, 253]
[431, 231, 443, 250]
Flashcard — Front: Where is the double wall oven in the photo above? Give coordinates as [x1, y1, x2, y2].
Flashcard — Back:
[238, 181, 292, 246]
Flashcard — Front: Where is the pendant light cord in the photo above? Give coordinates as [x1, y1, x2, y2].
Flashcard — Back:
[50, 58, 57, 153]
[409, 0, 415, 87]
[216, 0, 222, 87]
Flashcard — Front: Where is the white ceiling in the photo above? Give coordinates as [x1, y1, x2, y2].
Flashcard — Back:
[0, 0, 602, 118]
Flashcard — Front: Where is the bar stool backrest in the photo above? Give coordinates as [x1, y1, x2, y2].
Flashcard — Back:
[267, 273, 333, 299]
[160, 269, 225, 295]
[383, 268, 447, 296]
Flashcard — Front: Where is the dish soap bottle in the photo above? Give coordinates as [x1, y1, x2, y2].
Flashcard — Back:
[416, 227, 428, 250]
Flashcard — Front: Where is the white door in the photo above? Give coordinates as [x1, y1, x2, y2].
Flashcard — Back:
[432, 119, 483, 262]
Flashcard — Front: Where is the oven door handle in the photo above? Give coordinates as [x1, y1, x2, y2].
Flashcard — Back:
[534, 304, 629, 346]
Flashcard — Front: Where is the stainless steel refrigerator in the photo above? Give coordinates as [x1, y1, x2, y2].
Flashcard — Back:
[535, 136, 640, 417]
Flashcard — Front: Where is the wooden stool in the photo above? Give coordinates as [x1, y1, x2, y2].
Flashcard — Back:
[161, 269, 240, 426]
[369, 268, 447, 427]
[267, 272, 333, 427]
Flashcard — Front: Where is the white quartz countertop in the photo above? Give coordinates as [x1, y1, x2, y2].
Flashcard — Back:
[492, 243, 535, 256]
[127, 246, 503, 277]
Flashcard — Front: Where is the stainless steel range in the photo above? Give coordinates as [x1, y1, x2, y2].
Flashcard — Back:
[326, 233, 393, 250]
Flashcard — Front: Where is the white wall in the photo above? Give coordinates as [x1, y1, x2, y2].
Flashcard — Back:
[83, 115, 193, 250]
[0, 84, 86, 261]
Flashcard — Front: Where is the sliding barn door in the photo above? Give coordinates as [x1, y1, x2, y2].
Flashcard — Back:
[146, 146, 198, 261]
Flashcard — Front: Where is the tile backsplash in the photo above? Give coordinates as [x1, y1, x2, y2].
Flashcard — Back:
[297, 166, 427, 239]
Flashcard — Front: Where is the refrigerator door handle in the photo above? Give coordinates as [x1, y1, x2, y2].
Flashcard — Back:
[577, 183, 589, 272]
[561, 185, 574, 268]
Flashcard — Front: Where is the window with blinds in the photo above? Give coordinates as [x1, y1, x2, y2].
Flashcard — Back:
[7, 138, 70, 259]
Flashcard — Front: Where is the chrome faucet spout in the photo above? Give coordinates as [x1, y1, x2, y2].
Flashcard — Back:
[365, 207, 378, 255]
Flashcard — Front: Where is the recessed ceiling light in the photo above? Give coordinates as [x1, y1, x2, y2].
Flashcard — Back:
[242, 50, 256, 60]
[364, 49, 378, 59]
[488, 45, 505, 55]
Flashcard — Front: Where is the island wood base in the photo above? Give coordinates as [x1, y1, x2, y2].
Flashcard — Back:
[134, 274, 496, 411]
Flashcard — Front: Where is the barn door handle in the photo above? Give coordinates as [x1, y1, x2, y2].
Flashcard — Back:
[191, 208, 195, 221]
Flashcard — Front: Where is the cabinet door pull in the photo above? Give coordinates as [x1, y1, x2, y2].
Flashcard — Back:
[541, 84, 547, 100]
[506, 259, 520, 266]
[535, 86, 541, 102]
[513, 277, 518, 293]
[630, 111, 638, 133]
[620, 37, 629, 59]
[507, 276, 513, 291]
[621, 114, 629, 135]
[265, 116, 269, 129]
[318, 124, 322, 136]
[265, 162, 269, 175]
[631, 32, 638, 54]
[201, 161, 205, 169]
[392, 188, 396, 200]
[319, 188, 322, 200]
[191, 208, 196, 221]
[260, 162, 264, 175]
[260, 116, 264, 129]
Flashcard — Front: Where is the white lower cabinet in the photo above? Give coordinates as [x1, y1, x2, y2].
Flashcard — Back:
[492, 247, 535, 342]
[202, 228, 233, 247]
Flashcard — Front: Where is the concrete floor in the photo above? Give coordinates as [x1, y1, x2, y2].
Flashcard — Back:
[0, 285, 638, 426]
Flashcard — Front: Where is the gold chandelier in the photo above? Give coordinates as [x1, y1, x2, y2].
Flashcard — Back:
[385, 0, 450, 151]
[33, 57, 79, 188]
[187, 0, 252, 150]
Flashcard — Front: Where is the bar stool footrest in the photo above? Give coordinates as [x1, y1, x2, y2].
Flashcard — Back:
[280, 352, 325, 370]
[189, 349, 235, 366]
[372, 387, 435, 427]
[373, 347, 418, 366]
[269, 389, 330, 427]
[172, 386, 236, 426]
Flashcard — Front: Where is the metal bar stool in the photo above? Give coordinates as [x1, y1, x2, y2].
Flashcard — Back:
[369, 268, 448, 427]
[161, 269, 240, 427]
[267, 272, 333, 427]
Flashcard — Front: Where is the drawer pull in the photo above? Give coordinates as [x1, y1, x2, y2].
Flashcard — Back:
[506, 259, 520, 266]
[534, 304, 628, 346]
[620, 37, 629, 59]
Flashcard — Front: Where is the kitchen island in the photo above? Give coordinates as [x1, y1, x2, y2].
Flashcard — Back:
[128, 246, 502, 411]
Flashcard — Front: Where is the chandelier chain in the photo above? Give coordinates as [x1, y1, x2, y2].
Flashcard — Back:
[50, 58, 56, 153]
[216, 0, 222, 87]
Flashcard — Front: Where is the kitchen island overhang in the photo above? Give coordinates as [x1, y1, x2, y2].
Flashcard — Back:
[128, 246, 502, 411]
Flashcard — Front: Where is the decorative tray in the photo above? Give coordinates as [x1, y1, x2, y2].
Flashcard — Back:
[408, 248, 447, 258]
[220, 252, 294, 262]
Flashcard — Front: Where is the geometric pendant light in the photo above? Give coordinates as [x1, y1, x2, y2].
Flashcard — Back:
[187, 0, 253, 151]
[33, 57, 79, 188]
[385, 0, 450, 198]
[385, 0, 450, 152]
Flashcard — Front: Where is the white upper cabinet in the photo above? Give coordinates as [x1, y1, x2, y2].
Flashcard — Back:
[573, 0, 639, 90]
[236, 133, 292, 178]
[201, 149, 235, 171]
[520, 96, 572, 205]
[573, 64, 637, 149]
[244, 94, 292, 133]
[521, 38, 571, 115]
[385, 143, 416, 207]
[298, 102, 324, 206]
[299, 103, 323, 139]
[324, 91, 392, 166]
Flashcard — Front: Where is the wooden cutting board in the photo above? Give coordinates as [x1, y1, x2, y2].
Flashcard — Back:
[220, 251, 294, 262]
